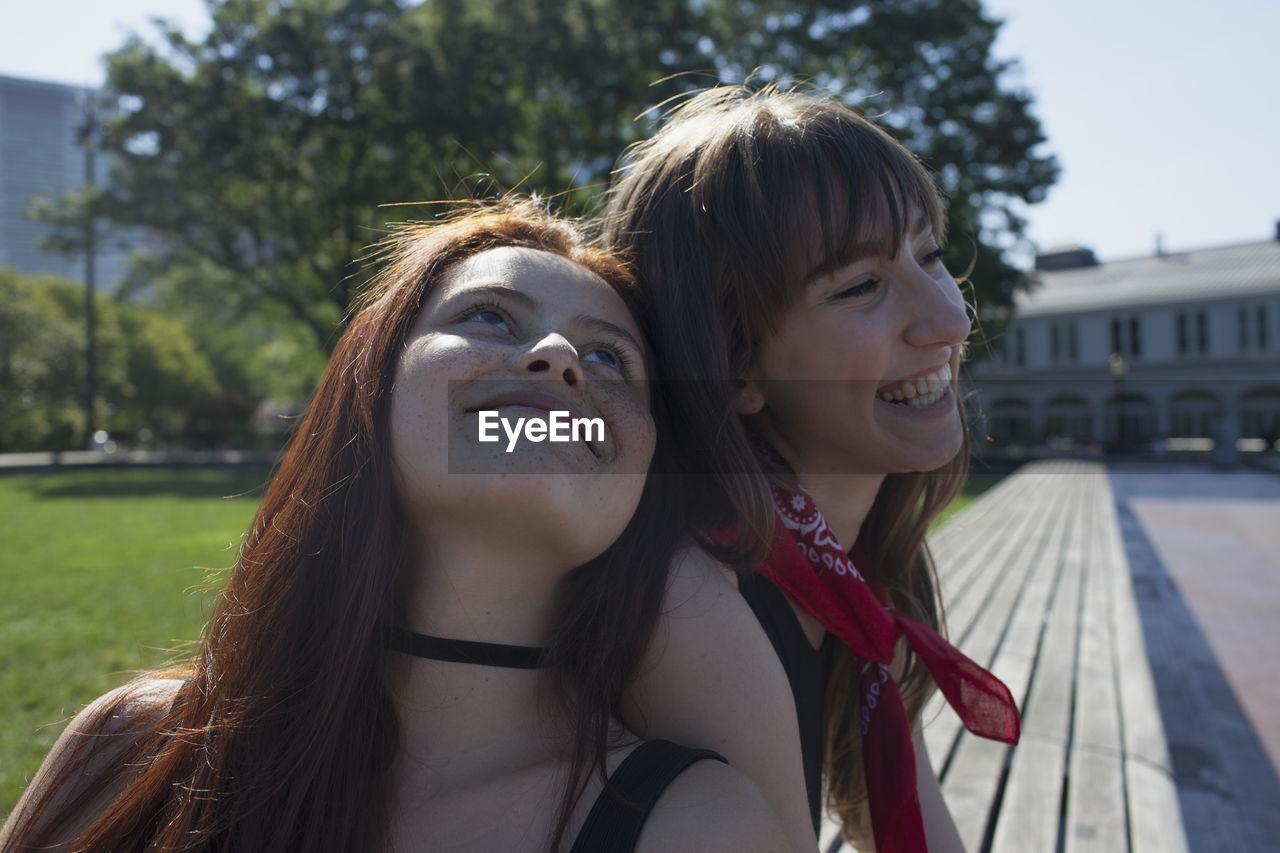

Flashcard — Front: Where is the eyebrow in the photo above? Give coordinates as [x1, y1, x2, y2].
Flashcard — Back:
[445, 282, 537, 310]
[802, 209, 937, 286]
[574, 315, 645, 355]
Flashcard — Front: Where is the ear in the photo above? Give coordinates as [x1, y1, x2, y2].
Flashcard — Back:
[734, 377, 766, 415]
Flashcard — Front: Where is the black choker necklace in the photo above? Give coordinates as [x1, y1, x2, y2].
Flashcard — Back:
[386, 626, 550, 669]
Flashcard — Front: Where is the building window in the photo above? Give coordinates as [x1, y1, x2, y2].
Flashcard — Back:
[1176, 313, 1189, 355]
[1068, 322, 1079, 362]
[1196, 310, 1209, 354]
[1015, 326, 1025, 367]
[1260, 305, 1270, 350]
[1110, 318, 1122, 356]
[1129, 315, 1141, 357]
[1050, 324, 1061, 362]
[1239, 306, 1250, 351]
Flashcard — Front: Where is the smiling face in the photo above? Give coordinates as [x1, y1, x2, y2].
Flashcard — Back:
[389, 246, 654, 570]
[739, 212, 971, 477]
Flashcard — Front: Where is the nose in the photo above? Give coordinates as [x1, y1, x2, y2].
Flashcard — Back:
[903, 268, 971, 350]
[517, 332, 584, 387]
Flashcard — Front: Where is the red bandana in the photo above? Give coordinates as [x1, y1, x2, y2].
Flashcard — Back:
[763, 483, 1020, 852]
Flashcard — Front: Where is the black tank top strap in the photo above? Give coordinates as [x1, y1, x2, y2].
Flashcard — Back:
[569, 739, 726, 853]
[737, 571, 834, 834]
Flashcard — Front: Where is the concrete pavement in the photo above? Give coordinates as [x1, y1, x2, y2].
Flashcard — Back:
[1109, 464, 1280, 852]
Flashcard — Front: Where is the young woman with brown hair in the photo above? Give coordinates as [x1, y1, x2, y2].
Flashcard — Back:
[1, 200, 790, 853]
[604, 87, 1021, 853]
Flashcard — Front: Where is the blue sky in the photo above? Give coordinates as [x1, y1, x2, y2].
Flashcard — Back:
[3, 0, 1277, 266]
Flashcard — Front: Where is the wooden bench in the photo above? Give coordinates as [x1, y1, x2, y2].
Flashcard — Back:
[819, 460, 1190, 853]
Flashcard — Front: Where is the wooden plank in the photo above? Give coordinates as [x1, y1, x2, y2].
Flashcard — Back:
[1125, 759, 1189, 853]
[930, 470, 1046, 614]
[989, 469, 1092, 852]
[821, 463, 1192, 853]
[924, 465, 1074, 764]
[990, 735, 1067, 853]
[930, 463, 1067, 591]
[1017, 469, 1088, 742]
[1065, 748, 1127, 853]
[940, 469, 1086, 848]
[821, 466, 1054, 853]
[1098, 488, 1174, 772]
[929, 462, 1043, 555]
[1094, 477, 1191, 853]
[939, 469, 1067, 645]
[1064, 472, 1127, 853]
[942, 734, 1013, 851]
[1107, 486, 1258, 853]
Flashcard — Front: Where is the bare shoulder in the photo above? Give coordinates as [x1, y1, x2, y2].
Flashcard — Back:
[650, 542, 756, 654]
[624, 540, 789, 734]
[665, 541, 739, 611]
[64, 676, 182, 742]
[637, 759, 794, 853]
[619, 542, 815, 853]
[0, 677, 183, 848]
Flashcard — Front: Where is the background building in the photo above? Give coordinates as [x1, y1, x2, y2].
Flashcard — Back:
[970, 228, 1280, 450]
[0, 73, 130, 287]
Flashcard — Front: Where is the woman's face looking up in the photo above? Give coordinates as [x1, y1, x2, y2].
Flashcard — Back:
[390, 246, 654, 570]
[739, 211, 971, 477]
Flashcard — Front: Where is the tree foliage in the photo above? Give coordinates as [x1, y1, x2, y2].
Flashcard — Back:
[54, 0, 1055, 354]
[0, 268, 222, 451]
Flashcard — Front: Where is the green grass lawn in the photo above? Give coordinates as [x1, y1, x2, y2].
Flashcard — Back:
[0, 469, 267, 822]
[0, 466, 1000, 822]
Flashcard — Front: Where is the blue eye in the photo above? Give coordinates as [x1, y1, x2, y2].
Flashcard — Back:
[582, 345, 639, 379]
[582, 347, 621, 369]
[462, 305, 511, 331]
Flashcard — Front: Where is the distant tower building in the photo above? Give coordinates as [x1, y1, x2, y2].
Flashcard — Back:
[0, 73, 130, 287]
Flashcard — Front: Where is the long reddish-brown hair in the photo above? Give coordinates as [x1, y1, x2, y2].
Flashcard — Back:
[6, 199, 682, 852]
[602, 85, 971, 845]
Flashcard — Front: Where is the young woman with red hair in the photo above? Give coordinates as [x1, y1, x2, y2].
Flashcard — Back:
[1, 200, 790, 853]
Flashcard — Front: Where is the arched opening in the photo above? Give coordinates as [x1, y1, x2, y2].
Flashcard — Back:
[1169, 390, 1222, 439]
[1104, 393, 1155, 449]
[1240, 388, 1280, 446]
[986, 397, 1033, 446]
[1044, 395, 1092, 443]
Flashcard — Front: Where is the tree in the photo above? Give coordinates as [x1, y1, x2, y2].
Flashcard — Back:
[0, 268, 221, 451]
[46, 0, 1054, 354]
[0, 270, 86, 451]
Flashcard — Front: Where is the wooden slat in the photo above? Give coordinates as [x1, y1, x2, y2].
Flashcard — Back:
[930, 467, 1051, 605]
[923, 468, 1071, 764]
[1064, 749, 1127, 853]
[819, 463, 1192, 853]
[1064, 473, 1127, 853]
[941, 470, 1087, 850]
[990, 734, 1068, 853]
[1125, 760, 1190, 853]
[1096, 478, 1189, 853]
[1108, 490, 1257, 853]
[989, 467, 1095, 853]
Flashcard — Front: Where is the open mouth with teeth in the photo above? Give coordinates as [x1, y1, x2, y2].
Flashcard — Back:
[877, 363, 952, 407]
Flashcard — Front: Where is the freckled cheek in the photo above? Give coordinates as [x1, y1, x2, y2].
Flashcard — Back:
[600, 392, 656, 469]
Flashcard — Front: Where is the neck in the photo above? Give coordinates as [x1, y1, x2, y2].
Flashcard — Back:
[795, 472, 885, 550]
[401, 533, 562, 646]
[390, 536, 572, 796]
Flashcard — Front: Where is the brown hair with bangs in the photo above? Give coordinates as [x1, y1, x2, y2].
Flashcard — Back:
[4, 198, 681, 853]
[602, 85, 970, 845]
